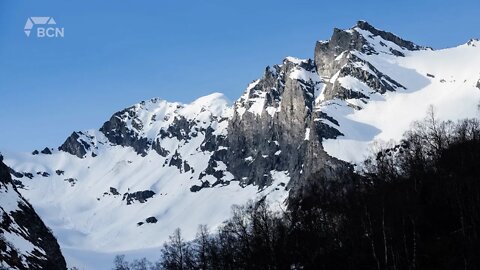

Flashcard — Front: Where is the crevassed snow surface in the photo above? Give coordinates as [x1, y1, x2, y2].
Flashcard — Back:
[321, 42, 480, 164]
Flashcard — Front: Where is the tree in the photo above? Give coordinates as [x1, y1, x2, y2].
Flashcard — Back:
[129, 258, 152, 270]
[160, 228, 194, 270]
[113, 255, 130, 270]
[193, 225, 213, 269]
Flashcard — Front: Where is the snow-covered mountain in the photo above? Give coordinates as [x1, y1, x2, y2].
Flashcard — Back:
[0, 155, 66, 269]
[3, 21, 480, 269]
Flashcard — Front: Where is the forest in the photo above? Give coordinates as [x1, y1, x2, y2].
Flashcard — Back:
[113, 113, 480, 270]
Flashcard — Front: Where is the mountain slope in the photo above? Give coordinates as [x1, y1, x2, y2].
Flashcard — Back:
[318, 23, 480, 164]
[3, 21, 480, 269]
[0, 155, 66, 269]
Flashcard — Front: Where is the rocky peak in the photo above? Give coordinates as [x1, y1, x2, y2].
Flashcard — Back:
[8, 21, 480, 265]
[234, 57, 320, 119]
[355, 20, 424, 51]
[58, 94, 231, 158]
[467, 38, 480, 47]
[315, 21, 424, 78]
[58, 129, 109, 159]
[98, 98, 181, 156]
[53, 22, 418, 197]
[58, 131, 98, 158]
[219, 55, 339, 188]
[314, 21, 413, 105]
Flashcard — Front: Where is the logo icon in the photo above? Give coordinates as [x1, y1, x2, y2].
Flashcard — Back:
[24, 17, 64, 38]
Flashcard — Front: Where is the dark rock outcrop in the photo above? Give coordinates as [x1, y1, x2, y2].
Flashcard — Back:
[190, 181, 211, 192]
[100, 108, 151, 156]
[122, 190, 155, 205]
[58, 132, 89, 158]
[37, 171, 50, 177]
[356, 20, 424, 51]
[152, 139, 169, 157]
[110, 187, 120, 195]
[0, 159, 67, 269]
[159, 116, 193, 141]
[9, 168, 24, 179]
[40, 148, 52, 155]
[322, 54, 405, 101]
[145, 217, 157, 224]
[168, 151, 183, 170]
[63, 178, 77, 187]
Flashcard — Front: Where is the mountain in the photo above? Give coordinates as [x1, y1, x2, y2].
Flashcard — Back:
[0, 155, 66, 269]
[3, 21, 480, 269]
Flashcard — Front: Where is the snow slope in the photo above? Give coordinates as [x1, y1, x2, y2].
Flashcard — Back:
[2, 93, 290, 269]
[3, 22, 480, 269]
[321, 39, 480, 164]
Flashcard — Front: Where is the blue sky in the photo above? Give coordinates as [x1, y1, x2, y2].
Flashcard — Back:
[1, 0, 479, 151]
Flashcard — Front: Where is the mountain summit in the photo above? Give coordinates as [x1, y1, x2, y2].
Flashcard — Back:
[3, 21, 480, 269]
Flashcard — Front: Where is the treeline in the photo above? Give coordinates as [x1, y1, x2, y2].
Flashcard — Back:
[114, 113, 480, 270]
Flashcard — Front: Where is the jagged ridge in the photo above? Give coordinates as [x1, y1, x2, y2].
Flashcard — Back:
[6, 20, 480, 269]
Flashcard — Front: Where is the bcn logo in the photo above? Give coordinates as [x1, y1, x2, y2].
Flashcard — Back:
[24, 17, 64, 38]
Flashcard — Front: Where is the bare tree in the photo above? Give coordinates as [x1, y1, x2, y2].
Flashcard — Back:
[160, 228, 193, 270]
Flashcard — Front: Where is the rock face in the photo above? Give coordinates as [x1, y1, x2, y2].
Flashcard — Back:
[51, 21, 426, 195]
[0, 159, 67, 270]
[40, 148, 52, 155]
[14, 21, 475, 262]
[58, 132, 91, 158]
[100, 107, 152, 156]
[122, 190, 156, 205]
[145, 217, 157, 224]
[315, 21, 423, 77]
[356, 21, 424, 51]
[314, 21, 409, 102]
[222, 58, 346, 189]
[96, 96, 231, 162]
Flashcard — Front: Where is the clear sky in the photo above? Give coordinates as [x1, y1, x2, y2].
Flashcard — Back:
[1, 0, 479, 152]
